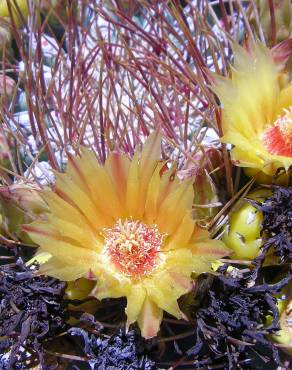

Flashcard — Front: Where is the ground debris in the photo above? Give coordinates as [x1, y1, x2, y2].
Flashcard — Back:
[0, 258, 67, 369]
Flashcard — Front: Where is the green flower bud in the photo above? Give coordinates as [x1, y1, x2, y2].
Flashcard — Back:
[223, 188, 271, 260]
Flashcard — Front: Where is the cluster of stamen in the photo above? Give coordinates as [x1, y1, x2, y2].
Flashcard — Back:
[262, 107, 292, 157]
[103, 219, 163, 277]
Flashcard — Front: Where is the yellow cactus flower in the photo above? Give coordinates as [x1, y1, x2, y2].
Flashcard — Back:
[23, 131, 228, 338]
[213, 42, 292, 176]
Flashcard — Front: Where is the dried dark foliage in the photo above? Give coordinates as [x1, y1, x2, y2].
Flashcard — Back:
[186, 268, 292, 370]
[0, 258, 68, 369]
[249, 186, 292, 264]
[69, 327, 157, 370]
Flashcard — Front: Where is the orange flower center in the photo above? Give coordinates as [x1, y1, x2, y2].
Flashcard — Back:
[103, 219, 163, 277]
[262, 108, 292, 157]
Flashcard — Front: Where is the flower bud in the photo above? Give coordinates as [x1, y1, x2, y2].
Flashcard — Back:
[178, 147, 223, 221]
[0, 184, 48, 241]
[223, 188, 272, 260]
[244, 168, 289, 186]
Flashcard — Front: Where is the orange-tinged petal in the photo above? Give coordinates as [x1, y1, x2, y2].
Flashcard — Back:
[55, 172, 112, 228]
[139, 130, 162, 213]
[144, 162, 166, 224]
[156, 180, 194, 234]
[168, 271, 192, 291]
[165, 213, 195, 250]
[191, 224, 211, 242]
[105, 152, 130, 207]
[23, 221, 63, 243]
[157, 166, 179, 207]
[42, 190, 94, 231]
[126, 285, 146, 328]
[140, 130, 162, 179]
[78, 148, 125, 220]
[48, 216, 102, 250]
[137, 298, 163, 339]
[191, 239, 229, 260]
[23, 222, 100, 265]
[126, 151, 141, 218]
[66, 148, 121, 220]
[88, 165, 124, 220]
[67, 148, 124, 221]
[154, 271, 192, 300]
[66, 152, 92, 194]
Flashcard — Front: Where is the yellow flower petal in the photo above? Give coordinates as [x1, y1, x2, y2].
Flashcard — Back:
[126, 150, 140, 218]
[157, 166, 179, 207]
[144, 162, 166, 224]
[139, 130, 162, 212]
[276, 83, 292, 114]
[232, 43, 279, 128]
[165, 213, 195, 250]
[191, 239, 229, 261]
[230, 144, 264, 169]
[66, 152, 92, 194]
[146, 279, 184, 319]
[92, 264, 131, 300]
[137, 298, 163, 339]
[26, 252, 52, 266]
[78, 148, 125, 220]
[163, 249, 196, 277]
[125, 285, 146, 328]
[105, 152, 130, 208]
[42, 190, 95, 232]
[55, 172, 112, 228]
[156, 180, 194, 234]
[140, 130, 162, 180]
[48, 215, 101, 251]
[38, 257, 88, 281]
[191, 224, 211, 242]
[23, 222, 100, 265]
